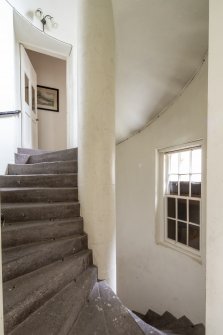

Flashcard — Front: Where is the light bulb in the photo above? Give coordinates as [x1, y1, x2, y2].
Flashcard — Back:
[35, 8, 43, 19]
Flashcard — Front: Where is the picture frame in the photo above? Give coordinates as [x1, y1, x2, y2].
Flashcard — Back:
[37, 85, 59, 112]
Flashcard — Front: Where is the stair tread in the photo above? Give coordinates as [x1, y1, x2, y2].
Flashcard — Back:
[164, 323, 205, 335]
[70, 281, 146, 335]
[10, 266, 97, 335]
[27, 148, 77, 164]
[163, 316, 193, 330]
[144, 309, 161, 325]
[153, 311, 177, 328]
[17, 148, 50, 155]
[8, 160, 77, 168]
[1, 187, 77, 191]
[69, 282, 109, 335]
[7, 160, 77, 176]
[3, 217, 83, 231]
[0, 173, 77, 177]
[128, 311, 165, 335]
[0, 173, 78, 188]
[3, 233, 87, 261]
[3, 233, 88, 282]
[4, 249, 92, 333]
[2, 201, 79, 208]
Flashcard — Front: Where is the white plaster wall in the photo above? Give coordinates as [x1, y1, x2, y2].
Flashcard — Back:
[27, 50, 67, 151]
[7, 0, 77, 44]
[0, 0, 21, 174]
[116, 61, 207, 324]
[206, 0, 223, 333]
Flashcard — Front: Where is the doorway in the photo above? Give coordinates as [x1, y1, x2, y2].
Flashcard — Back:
[20, 45, 38, 149]
[25, 49, 67, 151]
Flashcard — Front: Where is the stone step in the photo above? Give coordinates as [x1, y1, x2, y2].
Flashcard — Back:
[14, 153, 30, 164]
[163, 316, 193, 331]
[27, 148, 78, 164]
[4, 250, 92, 334]
[144, 309, 161, 325]
[3, 234, 88, 282]
[129, 311, 164, 335]
[7, 160, 77, 175]
[10, 266, 97, 335]
[164, 323, 205, 335]
[152, 311, 177, 329]
[1, 202, 80, 223]
[0, 173, 77, 188]
[2, 217, 84, 248]
[68, 282, 109, 335]
[17, 148, 50, 155]
[70, 281, 146, 335]
[1, 187, 78, 203]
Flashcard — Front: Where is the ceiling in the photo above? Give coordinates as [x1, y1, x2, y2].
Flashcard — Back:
[112, 0, 209, 143]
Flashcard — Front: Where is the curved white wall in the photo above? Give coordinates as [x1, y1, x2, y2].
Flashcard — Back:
[116, 60, 207, 324]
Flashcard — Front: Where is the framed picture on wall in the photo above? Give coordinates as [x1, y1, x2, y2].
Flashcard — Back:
[37, 85, 59, 112]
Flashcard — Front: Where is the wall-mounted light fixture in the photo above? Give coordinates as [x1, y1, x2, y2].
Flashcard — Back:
[35, 8, 58, 32]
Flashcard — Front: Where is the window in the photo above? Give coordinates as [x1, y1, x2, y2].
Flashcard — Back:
[156, 142, 203, 259]
[165, 147, 201, 252]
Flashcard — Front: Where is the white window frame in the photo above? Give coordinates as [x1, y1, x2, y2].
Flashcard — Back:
[155, 140, 204, 262]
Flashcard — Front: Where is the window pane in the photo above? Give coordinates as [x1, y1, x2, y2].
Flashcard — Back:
[167, 198, 176, 218]
[25, 73, 29, 105]
[168, 175, 178, 195]
[191, 181, 201, 198]
[189, 225, 200, 250]
[32, 86, 36, 112]
[191, 174, 201, 182]
[178, 198, 187, 221]
[189, 200, 200, 224]
[169, 153, 178, 174]
[192, 148, 201, 174]
[178, 221, 187, 245]
[179, 151, 190, 174]
[180, 176, 189, 196]
[167, 219, 176, 241]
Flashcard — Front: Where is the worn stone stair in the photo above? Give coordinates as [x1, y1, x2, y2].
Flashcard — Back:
[0, 147, 204, 334]
[134, 309, 205, 335]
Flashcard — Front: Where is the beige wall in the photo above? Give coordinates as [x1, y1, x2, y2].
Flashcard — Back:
[116, 60, 207, 324]
[206, 0, 223, 333]
[27, 50, 67, 151]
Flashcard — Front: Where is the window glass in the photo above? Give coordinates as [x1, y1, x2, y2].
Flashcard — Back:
[32, 86, 36, 112]
[167, 198, 176, 218]
[192, 149, 201, 174]
[167, 219, 176, 241]
[179, 151, 190, 174]
[164, 146, 202, 253]
[25, 74, 29, 105]
[178, 221, 187, 245]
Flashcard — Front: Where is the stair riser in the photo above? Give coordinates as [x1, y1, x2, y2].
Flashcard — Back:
[2, 220, 84, 248]
[2, 203, 80, 223]
[7, 161, 77, 175]
[14, 153, 29, 164]
[1, 188, 78, 203]
[4, 251, 93, 334]
[3, 235, 88, 282]
[0, 174, 77, 188]
[27, 148, 78, 164]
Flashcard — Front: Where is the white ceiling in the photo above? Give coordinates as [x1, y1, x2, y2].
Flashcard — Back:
[112, 0, 209, 143]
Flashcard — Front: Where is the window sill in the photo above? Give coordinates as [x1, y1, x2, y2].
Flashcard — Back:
[157, 240, 202, 264]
